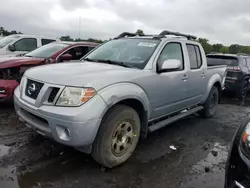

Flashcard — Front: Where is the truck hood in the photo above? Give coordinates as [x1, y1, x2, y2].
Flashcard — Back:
[0, 56, 44, 69]
[25, 61, 152, 90]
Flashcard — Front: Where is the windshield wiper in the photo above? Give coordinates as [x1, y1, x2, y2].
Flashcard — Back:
[82, 58, 96, 62]
[95, 59, 132, 68]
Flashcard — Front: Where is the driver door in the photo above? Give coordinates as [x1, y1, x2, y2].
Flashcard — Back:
[7, 38, 37, 55]
[150, 42, 189, 118]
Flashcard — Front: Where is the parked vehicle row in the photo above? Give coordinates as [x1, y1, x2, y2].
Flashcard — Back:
[207, 53, 250, 100]
[13, 30, 226, 168]
[0, 41, 99, 102]
[0, 34, 60, 56]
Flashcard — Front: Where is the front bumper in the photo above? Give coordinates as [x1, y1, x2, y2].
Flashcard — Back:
[0, 79, 19, 101]
[14, 87, 107, 148]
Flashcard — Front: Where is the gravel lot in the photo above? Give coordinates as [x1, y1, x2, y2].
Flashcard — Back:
[0, 96, 249, 188]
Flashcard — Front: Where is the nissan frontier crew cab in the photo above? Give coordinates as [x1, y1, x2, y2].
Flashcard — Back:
[14, 30, 227, 168]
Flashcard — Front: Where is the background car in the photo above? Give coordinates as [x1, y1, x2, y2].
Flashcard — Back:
[0, 41, 99, 102]
[0, 34, 60, 57]
[207, 53, 250, 99]
[225, 113, 250, 188]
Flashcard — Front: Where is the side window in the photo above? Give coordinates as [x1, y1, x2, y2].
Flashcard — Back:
[242, 58, 247, 67]
[14, 38, 37, 51]
[62, 46, 91, 60]
[195, 46, 202, 68]
[157, 43, 184, 70]
[41, 39, 56, 46]
[186, 44, 202, 69]
[247, 58, 250, 68]
[88, 46, 96, 52]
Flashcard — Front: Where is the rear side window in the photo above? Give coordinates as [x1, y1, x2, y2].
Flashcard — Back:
[206, 56, 239, 66]
[186, 44, 202, 69]
[42, 39, 56, 46]
[14, 38, 37, 51]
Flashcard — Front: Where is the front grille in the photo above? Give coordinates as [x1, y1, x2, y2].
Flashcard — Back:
[25, 79, 44, 100]
[48, 87, 60, 103]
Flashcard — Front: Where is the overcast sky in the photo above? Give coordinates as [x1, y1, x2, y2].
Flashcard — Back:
[1, 0, 250, 45]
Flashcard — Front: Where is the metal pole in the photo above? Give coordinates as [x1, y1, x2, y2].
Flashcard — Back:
[78, 16, 81, 39]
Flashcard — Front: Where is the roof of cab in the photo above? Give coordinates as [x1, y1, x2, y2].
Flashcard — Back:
[7, 34, 60, 40]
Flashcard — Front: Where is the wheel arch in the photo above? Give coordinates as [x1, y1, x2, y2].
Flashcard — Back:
[213, 81, 222, 102]
[98, 83, 151, 138]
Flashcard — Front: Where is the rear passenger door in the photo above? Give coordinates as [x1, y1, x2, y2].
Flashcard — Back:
[186, 44, 207, 105]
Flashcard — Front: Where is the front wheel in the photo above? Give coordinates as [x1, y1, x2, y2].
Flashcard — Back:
[92, 105, 141, 168]
[200, 86, 219, 118]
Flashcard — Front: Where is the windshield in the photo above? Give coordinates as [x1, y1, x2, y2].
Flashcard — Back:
[24, 43, 69, 58]
[0, 35, 20, 48]
[84, 38, 160, 69]
[207, 56, 239, 66]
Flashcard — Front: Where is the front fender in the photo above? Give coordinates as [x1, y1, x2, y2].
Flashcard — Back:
[98, 82, 151, 118]
[201, 74, 222, 104]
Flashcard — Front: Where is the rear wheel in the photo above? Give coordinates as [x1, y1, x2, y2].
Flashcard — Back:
[237, 80, 249, 100]
[200, 86, 219, 118]
[92, 105, 141, 168]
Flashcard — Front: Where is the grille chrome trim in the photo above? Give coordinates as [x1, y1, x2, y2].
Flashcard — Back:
[25, 79, 44, 100]
[21, 77, 64, 107]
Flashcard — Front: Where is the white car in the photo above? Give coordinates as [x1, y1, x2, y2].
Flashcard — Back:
[0, 34, 60, 57]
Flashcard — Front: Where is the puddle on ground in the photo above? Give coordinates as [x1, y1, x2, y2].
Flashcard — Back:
[0, 153, 93, 188]
[0, 145, 10, 157]
[180, 142, 229, 188]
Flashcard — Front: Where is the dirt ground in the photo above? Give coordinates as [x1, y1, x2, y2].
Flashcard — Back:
[0, 96, 250, 188]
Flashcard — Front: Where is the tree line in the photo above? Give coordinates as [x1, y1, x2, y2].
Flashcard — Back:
[197, 38, 250, 55]
[1, 26, 250, 54]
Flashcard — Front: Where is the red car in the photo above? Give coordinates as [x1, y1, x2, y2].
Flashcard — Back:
[0, 41, 99, 102]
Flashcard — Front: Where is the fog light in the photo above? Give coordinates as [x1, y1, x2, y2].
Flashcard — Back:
[65, 128, 71, 137]
[0, 88, 6, 94]
[56, 125, 71, 141]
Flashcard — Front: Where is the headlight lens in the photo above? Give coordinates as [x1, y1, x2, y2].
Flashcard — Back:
[56, 87, 96, 107]
[241, 122, 250, 155]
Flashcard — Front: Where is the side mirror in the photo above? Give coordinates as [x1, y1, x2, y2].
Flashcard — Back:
[8, 44, 16, 52]
[60, 54, 72, 62]
[159, 59, 181, 73]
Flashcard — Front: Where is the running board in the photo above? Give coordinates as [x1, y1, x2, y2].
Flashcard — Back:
[148, 106, 204, 132]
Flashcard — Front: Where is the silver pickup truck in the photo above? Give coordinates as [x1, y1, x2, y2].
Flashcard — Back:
[14, 30, 227, 168]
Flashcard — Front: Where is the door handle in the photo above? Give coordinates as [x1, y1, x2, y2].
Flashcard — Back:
[182, 75, 188, 81]
[201, 72, 206, 78]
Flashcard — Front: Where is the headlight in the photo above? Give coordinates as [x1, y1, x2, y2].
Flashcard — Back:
[241, 122, 250, 155]
[56, 87, 96, 107]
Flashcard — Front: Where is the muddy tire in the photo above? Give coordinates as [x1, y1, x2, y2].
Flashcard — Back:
[237, 80, 249, 100]
[200, 86, 219, 118]
[92, 105, 141, 168]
